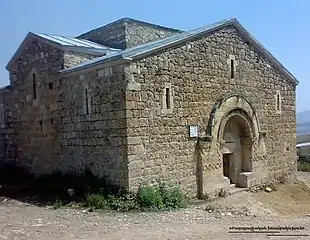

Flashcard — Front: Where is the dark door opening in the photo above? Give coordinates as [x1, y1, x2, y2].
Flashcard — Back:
[223, 154, 232, 184]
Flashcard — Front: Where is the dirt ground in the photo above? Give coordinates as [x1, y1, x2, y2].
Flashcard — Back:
[1, 173, 310, 240]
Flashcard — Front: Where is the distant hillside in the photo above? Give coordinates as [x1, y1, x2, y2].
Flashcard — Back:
[297, 110, 310, 123]
[297, 110, 310, 136]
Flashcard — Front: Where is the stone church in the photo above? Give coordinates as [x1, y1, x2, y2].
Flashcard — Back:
[0, 17, 298, 198]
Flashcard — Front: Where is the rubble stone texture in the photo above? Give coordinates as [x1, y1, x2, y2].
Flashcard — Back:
[0, 18, 298, 198]
[77, 18, 182, 49]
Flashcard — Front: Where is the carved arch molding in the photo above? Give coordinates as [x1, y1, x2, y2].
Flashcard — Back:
[205, 94, 261, 149]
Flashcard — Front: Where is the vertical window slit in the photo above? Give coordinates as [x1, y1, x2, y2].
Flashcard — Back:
[230, 59, 234, 79]
[165, 88, 170, 109]
[39, 120, 43, 132]
[85, 89, 89, 114]
[32, 73, 36, 99]
[276, 92, 280, 111]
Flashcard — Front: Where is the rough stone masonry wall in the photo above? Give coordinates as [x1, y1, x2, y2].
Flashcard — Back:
[63, 52, 97, 69]
[126, 26, 297, 196]
[124, 21, 181, 49]
[0, 86, 11, 163]
[78, 19, 181, 50]
[5, 38, 64, 172]
[57, 65, 128, 187]
[3, 35, 128, 188]
[78, 20, 126, 49]
[5, 38, 129, 186]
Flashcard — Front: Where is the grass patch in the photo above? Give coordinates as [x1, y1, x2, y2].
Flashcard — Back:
[81, 184, 187, 212]
[82, 194, 108, 210]
[297, 162, 310, 172]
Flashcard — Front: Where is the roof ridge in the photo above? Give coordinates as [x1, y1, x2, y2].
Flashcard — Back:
[34, 32, 78, 39]
[61, 18, 233, 73]
[121, 17, 182, 32]
[59, 17, 298, 85]
[77, 17, 182, 39]
[120, 18, 233, 57]
[32, 32, 113, 48]
[77, 18, 127, 38]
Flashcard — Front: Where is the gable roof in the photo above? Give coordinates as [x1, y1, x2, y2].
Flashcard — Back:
[6, 32, 121, 70]
[60, 18, 298, 85]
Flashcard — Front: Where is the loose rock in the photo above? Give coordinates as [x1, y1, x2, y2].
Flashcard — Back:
[265, 187, 272, 193]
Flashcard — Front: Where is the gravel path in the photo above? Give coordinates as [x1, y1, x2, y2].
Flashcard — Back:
[1, 199, 309, 240]
[1, 172, 310, 240]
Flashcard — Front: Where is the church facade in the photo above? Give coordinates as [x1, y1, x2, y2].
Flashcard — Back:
[0, 17, 298, 198]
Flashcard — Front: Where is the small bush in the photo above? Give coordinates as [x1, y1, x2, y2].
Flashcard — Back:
[298, 162, 310, 172]
[54, 183, 187, 212]
[137, 185, 163, 210]
[53, 199, 64, 209]
[108, 192, 139, 212]
[159, 184, 187, 209]
[83, 194, 108, 209]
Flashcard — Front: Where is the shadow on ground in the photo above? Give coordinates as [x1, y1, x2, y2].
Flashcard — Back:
[0, 163, 122, 206]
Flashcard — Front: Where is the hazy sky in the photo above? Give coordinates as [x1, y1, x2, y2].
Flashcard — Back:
[1, 0, 309, 112]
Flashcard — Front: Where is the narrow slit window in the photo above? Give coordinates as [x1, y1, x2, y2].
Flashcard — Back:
[276, 92, 281, 111]
[165, 87, 170, 109]
[32, 73, 36, 99]
[39, 120, 43, 132]
[230, 59, 235, 79]
[85, 89, 89, 114]
[48, 82, 53, 90]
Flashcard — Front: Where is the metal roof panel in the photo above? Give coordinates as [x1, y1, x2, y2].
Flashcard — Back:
[35, 33, 112, 49]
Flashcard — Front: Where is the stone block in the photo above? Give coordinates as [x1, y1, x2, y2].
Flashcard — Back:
[127, 136, 142, 145]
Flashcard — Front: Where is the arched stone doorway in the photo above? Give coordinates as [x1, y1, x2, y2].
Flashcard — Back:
[220, 110, 253, 186]
[196, 94, 261, 197]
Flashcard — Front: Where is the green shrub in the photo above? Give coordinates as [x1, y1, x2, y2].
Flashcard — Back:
[298, 162, 310, 172]
[82, 184, 188, 212]
[159, 184, 187, 208]
[53, 199, 64, 209]
[298, 154, 310, 164]
[107, 192, 139, 212]
[137, 185, 163, 210]
[83, 194, 108, 209]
